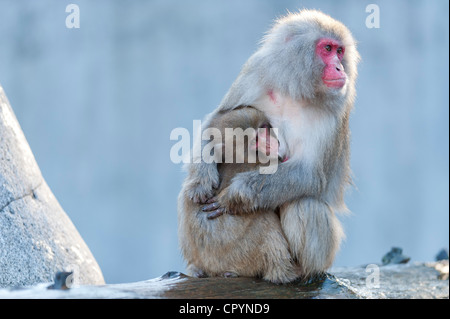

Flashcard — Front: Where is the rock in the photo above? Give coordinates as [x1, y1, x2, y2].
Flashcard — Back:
[0, 84, 104, 287]
[332, 262, 448, 298]
[382, 247, 410, 265]
[435, 249, 449, 261]
[47, 271, 74, 290]
[0, 262, 447, 299]
[427, 260, 449, 280]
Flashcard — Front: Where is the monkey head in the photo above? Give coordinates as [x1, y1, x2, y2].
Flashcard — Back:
[221, 123, 281, 164]
[249, 123, 281, 161]
[215, 108, 285, 164]
[251, 10, 359, 105]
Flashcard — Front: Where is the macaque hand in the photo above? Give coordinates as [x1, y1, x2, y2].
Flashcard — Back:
[202, 172, 261, 219]
[201, 190, 240, 220]
[201, 196, 230, 219]
[185, 163, 220, 204]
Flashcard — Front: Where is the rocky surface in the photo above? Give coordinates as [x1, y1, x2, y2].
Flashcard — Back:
[0, 262, 447, 299]
[381, 247, 411, 265]
[0, 85, 105, 287]
[1, 83, 447, 299]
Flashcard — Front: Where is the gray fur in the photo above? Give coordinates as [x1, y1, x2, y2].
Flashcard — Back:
[180, 10, 360, 279]
[178, 108, 298, 283]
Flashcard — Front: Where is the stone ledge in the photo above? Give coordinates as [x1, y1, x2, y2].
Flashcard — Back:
[0, 262, 447, 299]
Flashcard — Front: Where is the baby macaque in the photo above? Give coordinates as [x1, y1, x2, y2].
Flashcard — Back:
[178, 106, 298, 283]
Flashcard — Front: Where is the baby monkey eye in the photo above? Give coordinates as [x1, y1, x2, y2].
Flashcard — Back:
[337, 47, 343, 54]
[325, 45, 332, 51]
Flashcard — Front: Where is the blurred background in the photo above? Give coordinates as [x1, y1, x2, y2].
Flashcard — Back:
[0, 0, 448, 284]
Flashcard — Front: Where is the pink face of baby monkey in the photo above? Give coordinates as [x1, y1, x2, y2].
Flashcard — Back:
[316, 38, 347, 89]
[250, 125, 280, 160]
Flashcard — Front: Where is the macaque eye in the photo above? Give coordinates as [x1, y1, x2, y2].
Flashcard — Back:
[337, 47, 343, 54]
[325, 45, 332, 52]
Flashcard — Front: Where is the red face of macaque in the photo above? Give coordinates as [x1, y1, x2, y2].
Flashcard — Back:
[316, 38, 346, 89]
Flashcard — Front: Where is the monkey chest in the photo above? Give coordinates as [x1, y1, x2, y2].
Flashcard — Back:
[267, 105, 336, 163]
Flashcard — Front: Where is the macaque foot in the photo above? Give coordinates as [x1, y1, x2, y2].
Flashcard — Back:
[192, 269, 208, 278]
[186, 264, 209, 278]
[263, 267, 299, 284]
[223, 272, 239, 278]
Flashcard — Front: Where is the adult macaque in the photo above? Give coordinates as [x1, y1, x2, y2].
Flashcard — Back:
[178, 107, 298, 283]
[183, 10, 360, 278]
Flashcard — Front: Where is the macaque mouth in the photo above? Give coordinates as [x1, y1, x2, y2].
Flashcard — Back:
[322, 77, 346, 88]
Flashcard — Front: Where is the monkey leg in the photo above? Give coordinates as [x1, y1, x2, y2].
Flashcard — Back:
[181, 206, 298, 283]
[259, 220, 299, 284]
[216, 211, 298, 284]
[279, 198, 344, 278]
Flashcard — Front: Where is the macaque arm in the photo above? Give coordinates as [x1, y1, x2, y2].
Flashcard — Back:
[203, 160, 326, 215]
[184, 161, 220, 204]
[184, 111, 225, 204]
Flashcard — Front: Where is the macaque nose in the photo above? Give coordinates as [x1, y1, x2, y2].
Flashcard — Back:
[336, 62, 344, 72]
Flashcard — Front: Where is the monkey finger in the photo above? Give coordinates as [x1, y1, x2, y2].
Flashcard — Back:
[205, 196, 218, 204]
[195, 194, 211, 204]
[191, 193, 207, 204]
[200, 194, 210, 204]
[206, 208, 226, 219]
[201, 202, 220, 212]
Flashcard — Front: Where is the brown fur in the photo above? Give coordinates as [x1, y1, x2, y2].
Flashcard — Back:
[178, 107, 298, 283]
